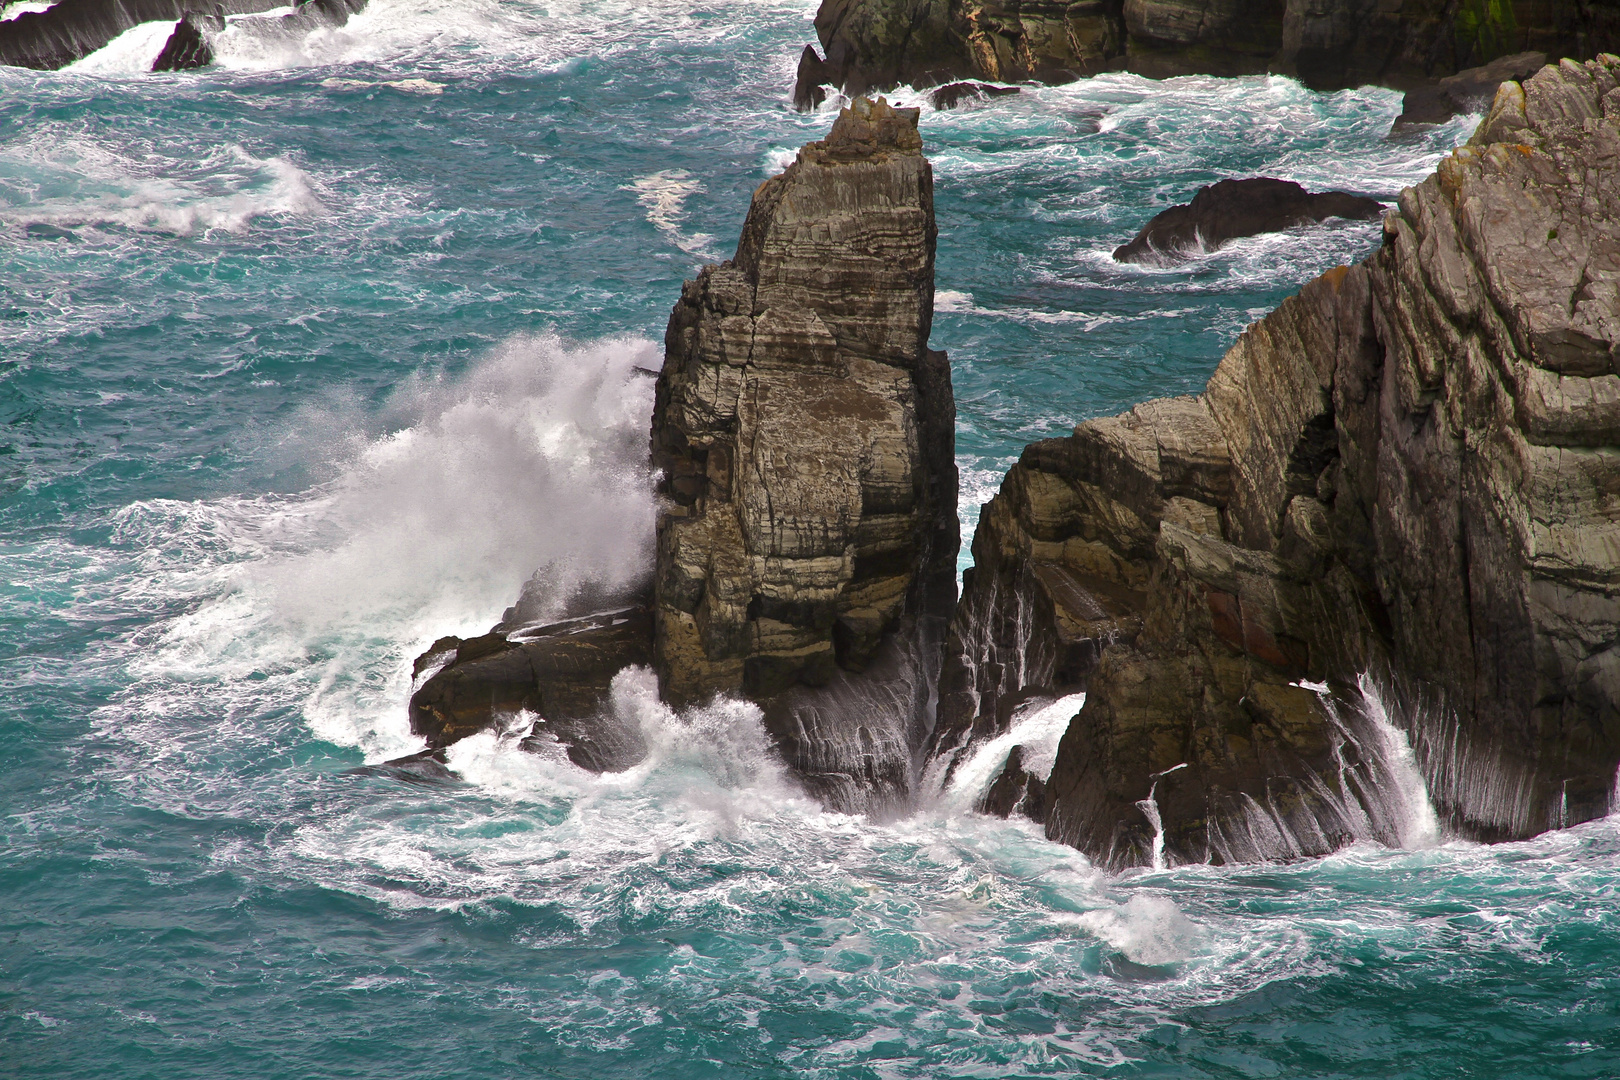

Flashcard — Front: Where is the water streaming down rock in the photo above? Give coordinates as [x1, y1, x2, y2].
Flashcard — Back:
[929, 55, 1620, 868]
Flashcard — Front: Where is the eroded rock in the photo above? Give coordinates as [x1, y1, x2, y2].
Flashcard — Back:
[651, 96, 958, 813]
[935, 56, 1620, 867]
[1112, 178, 1385, 264]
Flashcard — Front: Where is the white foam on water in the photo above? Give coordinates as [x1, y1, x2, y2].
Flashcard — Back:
[935, 692, 1085, 813]
[623, 169, 718, 257]
[67, 20, 179, 74]
[1065, 895, 1204, 967]
[0, 137, 324, 236]
[100, 332, 658, 761]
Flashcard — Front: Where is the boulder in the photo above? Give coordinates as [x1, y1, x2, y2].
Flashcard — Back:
[934, 56, 1620, 867]
[978, 743, 1047, 821]
[1112, 178, 1386, 264]
[1393, 50, 1548, 128]
[651, 96, 958, 813]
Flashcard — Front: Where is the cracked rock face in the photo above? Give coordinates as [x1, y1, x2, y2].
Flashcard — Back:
[933, 56, 1620, 868]
[651, 97, 958, 813]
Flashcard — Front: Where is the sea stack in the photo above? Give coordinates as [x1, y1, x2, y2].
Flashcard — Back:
[932, 55, 1620, 867]
[651, 97, 958, 813]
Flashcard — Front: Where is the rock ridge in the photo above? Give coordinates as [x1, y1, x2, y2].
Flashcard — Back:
[932, 55, 1620, 867]
[793, 0, 1620, 108]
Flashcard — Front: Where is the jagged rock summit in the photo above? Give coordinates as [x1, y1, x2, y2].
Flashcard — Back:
[932, 54, 1620, 867]
[652, 96, 958, 812]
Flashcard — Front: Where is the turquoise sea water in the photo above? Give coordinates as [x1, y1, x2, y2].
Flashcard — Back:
[6, 2, 1618, 1076]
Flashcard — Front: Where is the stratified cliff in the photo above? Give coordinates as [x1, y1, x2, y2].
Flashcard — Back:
[652, 97, 958, 813]
[794, 0, 1620, 106]
[932, 55, 1620, 867]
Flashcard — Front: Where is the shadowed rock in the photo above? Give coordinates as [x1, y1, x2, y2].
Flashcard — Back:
[1392, 50, 1547, 128]
[978, 744, 1047, 821]
[1112, 178, 1385, 264]
[150, 12, 218, 71]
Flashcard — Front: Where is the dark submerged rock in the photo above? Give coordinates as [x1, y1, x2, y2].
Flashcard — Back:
[928, 80, 1020, 109]
[408, 601, 653, 773]
[1112, 178, 1385, 264]
[346, 747, 462, 787]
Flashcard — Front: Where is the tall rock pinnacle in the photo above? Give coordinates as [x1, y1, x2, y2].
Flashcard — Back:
[651, 97, 958, 812]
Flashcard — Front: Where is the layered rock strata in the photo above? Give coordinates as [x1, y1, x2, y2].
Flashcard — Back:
[934, 56, 1620, 867]
[651, 97, 958, 812]
[1112, 177, 1385, 264]
[792, 0, 1620, 107]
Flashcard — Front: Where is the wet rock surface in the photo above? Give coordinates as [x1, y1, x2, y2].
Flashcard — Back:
[150, 12, 219, 71]
[650, 96, 958, 813]
[792, 0, 1620, 105]
[935, 56, 1620, 867]
[1393, 50, 1548, 128]
[0, 0, 368, 71]
[408, 601, 653, 773]
[1111, 177, 1385, 264]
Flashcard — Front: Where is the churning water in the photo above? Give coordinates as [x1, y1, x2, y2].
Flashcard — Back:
[5, 2, 1618, 1076]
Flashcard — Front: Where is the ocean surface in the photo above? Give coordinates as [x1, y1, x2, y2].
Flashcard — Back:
[5, 2, 1619, 1076]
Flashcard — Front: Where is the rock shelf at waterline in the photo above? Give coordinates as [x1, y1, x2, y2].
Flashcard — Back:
[410, 60, 1620, 869]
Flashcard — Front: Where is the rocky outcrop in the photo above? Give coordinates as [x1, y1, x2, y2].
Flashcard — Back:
[150, 12, 218, 71]
[1112, 178, 1385, 264]
[0, 0, 366, 71]
[1394, 50, 1548, 127]
[934, 55, 1620, 867]
[408, 598, 653, 773]
[651, 97, 958, 813]
[792, 0, 1620, 107]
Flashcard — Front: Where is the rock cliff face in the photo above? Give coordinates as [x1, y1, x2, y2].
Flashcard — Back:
[651, 97, 958, 812]
[792, 0, 1620, 106]
[933, 55, 1620, 867]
